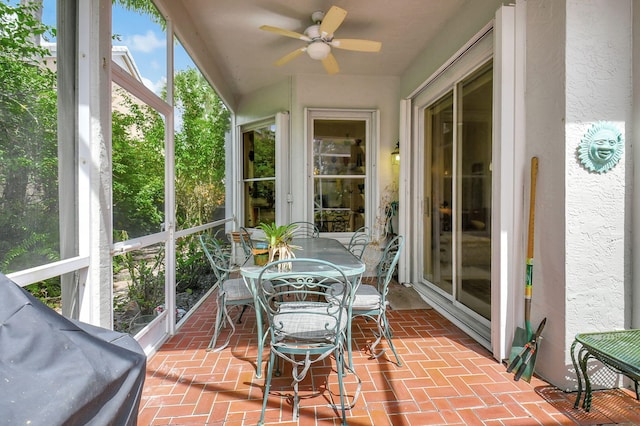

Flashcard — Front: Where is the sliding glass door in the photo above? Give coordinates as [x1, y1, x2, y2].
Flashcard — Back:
[422, 61, 493, 320]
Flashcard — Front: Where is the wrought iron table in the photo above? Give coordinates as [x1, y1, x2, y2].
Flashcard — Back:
[571, 329, 640, 411]
[241, 237, 365, 378]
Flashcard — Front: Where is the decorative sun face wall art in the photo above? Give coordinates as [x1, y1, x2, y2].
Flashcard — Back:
[577, 121, 624, 174]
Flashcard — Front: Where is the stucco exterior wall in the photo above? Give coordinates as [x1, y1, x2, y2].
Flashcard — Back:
[526, 0, 633, 390]
[522, 0, 568, 389]
[564, 0, 633, 386]
[633, 0, 640, 330]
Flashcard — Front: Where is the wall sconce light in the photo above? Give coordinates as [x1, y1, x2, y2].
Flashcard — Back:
[391, 141, 400, 166]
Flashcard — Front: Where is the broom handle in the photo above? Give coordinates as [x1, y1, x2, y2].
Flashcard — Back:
[524, 157, 539, 335]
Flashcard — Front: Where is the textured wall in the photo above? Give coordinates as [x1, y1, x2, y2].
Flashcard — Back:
[524, 0, 568, 388]
[526, 0, 633, 390]
[564, 0, 632, 359]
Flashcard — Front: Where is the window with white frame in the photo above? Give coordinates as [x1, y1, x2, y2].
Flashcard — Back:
[242, 121, 276, 228]
[308, 109, 376, 234]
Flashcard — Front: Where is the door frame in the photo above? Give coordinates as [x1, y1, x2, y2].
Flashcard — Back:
[401, 5, 524, 362]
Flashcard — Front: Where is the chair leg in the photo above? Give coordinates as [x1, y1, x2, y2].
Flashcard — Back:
[206, 294, 225, 351]
[207, 294, 237, 352]
[258, 350, 276, 426]
[329, 344, 362, 414]
[369, 311, 401, 366]
[335, 347, 348, 425]
[381, 312, 402, 366]
[369, 314, 385, 359]
[236, 304, 248, 323]
[347, 318, 354, 369]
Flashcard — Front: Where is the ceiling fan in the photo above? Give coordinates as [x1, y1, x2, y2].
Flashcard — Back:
[260, 5, 382, 75]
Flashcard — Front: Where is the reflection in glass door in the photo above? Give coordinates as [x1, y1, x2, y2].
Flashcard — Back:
[423, 62, 493, 320]
[423, 93, 454, 295]
[242, 123, 276, 227]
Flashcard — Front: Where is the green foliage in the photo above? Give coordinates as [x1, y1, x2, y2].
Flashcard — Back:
[111, 91, 165, 238]
[0, 1, 59, 273]
[114, 0, 165, 27]
[1, 0, 230, 318]
[121, 247, 165, 315]
[257, 222, 296, 248]
[111, 67, 231, 237]
[172, 68, 230, 228]
[0, 2, 53, 62]
[252, 127, 276, 179]
[0, 232, 58, 271]
[175, 234, 210, 293]
[25, 277, 61, 310]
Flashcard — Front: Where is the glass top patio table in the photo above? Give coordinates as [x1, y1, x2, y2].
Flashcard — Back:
[241, 237, 365, 378]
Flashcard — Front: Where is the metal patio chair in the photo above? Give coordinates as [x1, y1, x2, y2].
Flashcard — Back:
[290, 221, 320, 238]
[347, 226, 370, 260]
[329, 235, 405, 367]
[199, 234, 254, 352]
[255, 258, 362, 425]
[238, 226, 254, 265]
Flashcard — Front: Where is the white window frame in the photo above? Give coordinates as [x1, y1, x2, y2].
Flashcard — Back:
[235, 112, 290, 230]
[305, 108, 379, 240]
[238, 117, 277, 229]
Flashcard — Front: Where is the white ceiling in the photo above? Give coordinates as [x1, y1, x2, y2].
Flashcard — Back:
[155, 0, 470, 103]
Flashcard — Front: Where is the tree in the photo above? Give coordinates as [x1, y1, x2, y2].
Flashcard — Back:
[172, 68, 230, 227]
[111, 91, 166, 238]
[0, 1, 58, 272]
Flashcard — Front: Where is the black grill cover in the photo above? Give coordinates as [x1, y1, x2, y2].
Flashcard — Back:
[0, 273, 146, 425]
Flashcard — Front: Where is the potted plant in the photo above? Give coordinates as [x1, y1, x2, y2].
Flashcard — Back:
[251, 241, 270, 266]
[257, 222, 298, 269]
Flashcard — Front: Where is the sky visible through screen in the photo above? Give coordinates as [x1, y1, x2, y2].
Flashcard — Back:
[41, 0, 195, 94]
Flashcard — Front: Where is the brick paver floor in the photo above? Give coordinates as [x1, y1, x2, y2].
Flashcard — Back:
[138, 287, 640, 425]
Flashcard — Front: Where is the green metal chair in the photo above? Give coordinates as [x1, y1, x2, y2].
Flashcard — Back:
[290, 221, 320, 238]
[199, 233, 254, 352]
[256, 258, 362, 425]
[238, 226, 254, 265]
[330, 235, 404, 367]
[347, 226, 370, 260]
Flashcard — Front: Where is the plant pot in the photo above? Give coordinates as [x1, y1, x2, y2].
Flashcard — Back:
[230, 230, 251, 243]
[252, 248, 269, 266]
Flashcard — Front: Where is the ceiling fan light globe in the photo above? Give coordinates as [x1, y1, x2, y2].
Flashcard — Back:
[306, 42, 330, 60]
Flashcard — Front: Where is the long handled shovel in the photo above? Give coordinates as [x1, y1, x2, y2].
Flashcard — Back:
[507, 157, 541, 382]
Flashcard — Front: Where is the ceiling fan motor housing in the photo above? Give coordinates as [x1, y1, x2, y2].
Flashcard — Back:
[304, 24, 321, 39]
[311, 10, 325, 24]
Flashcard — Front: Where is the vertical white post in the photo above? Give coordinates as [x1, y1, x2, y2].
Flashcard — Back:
[77, 0, 113, 328]
[632, 0, 640, 329]
[165, 19, 177, 334]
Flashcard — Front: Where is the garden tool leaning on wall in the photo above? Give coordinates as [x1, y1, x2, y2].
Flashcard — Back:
[507, 157, 546, 382]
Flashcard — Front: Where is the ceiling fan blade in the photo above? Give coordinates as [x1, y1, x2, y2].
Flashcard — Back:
[274, 47, 306, 66]
[260, 25, 311, 42]
[320, 6, 347, 37]
[331, 39, 382, 52]
[322, 52, 339, 75]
